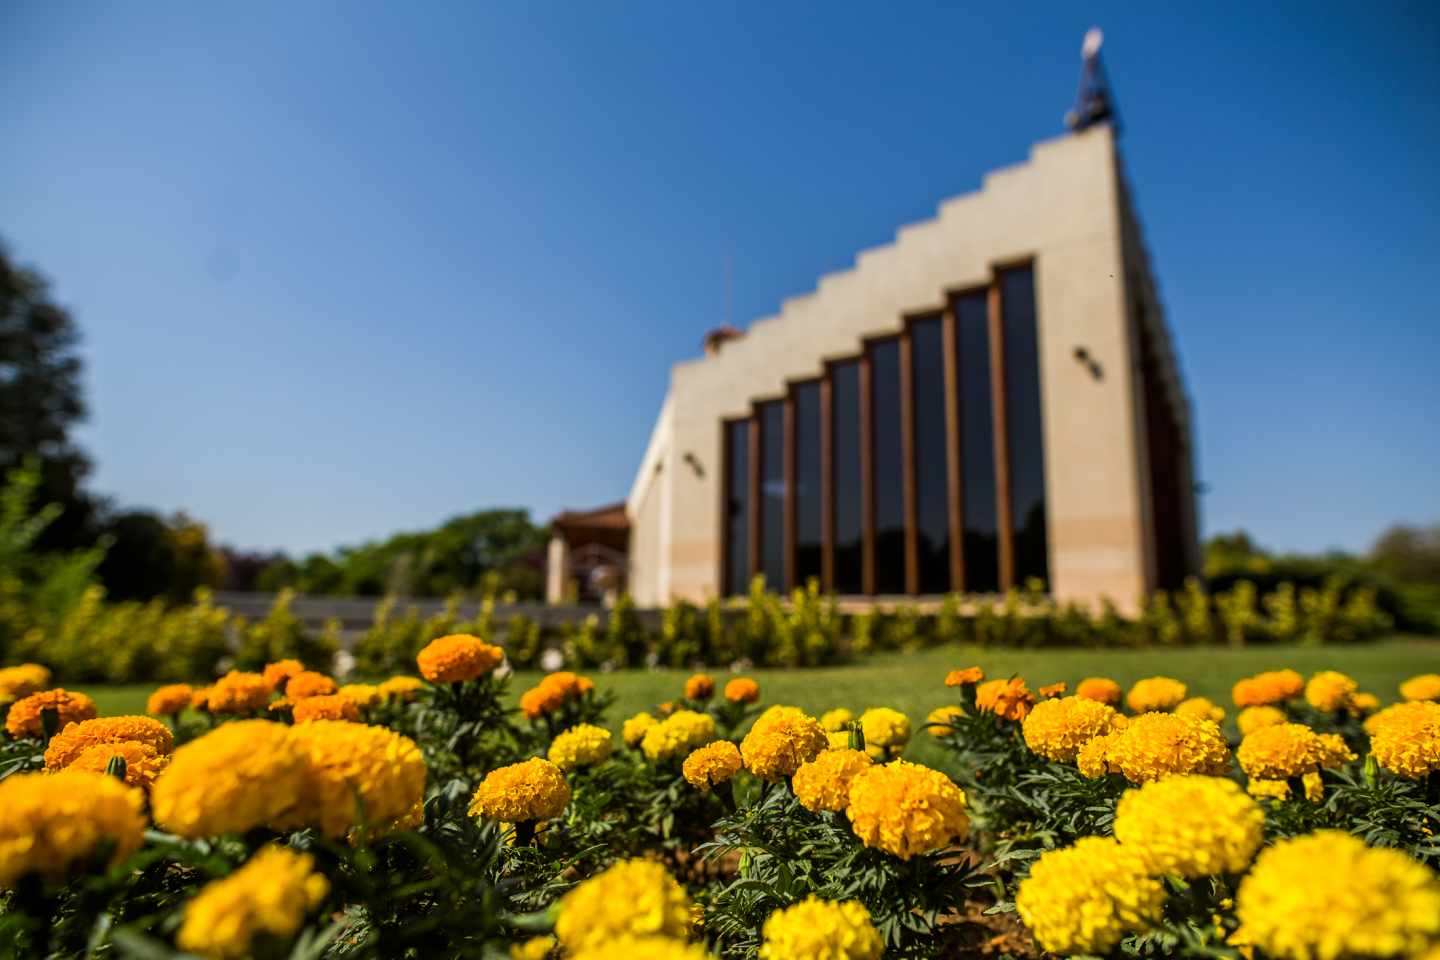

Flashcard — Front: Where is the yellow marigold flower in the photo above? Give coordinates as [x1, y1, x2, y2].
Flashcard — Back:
[926, 705, 964, 731]
[209, 671, 272, 714]
[549, 723, 614, 771]
[793, 748, 871, 812]
[684, 673, 715, 700]
[975, 677, 1035, 721]
[261, 659, 305, 692]
[622, 711, 659, 747]
[1235, 830, 1440, 960]
[146, 683, 193, 716]
[292, 694, 360, 723]
[758, 896, 883, 960]
[555, 858, 694, 952]
[1366, 700, 1434, 736]
[284, 670, 336, 699]
[1236, 723, 1348, 781]
[1038, 681, 1068, 698]
[858, 707, 910, 751]
[725, 676, 760, 703]
[1016, 836, 1165, 956]
[1176, 696, 1226, 724]
[641, 709, 718, 761]
[1114, 775, 1264, 877]
[821, 707, 855, 732]
[469, 757, 570, 822]
[1349, 691, 1380, 715]
[682, 740, 742, 791]
[1075, 676, 1122, 706]
[0, 770, 146, 887]
[510, 935, 558, 960]
[285, 720, 427, 838]
[1126, 676, 1187, 713]
[68, 739, 170, 789]
[1370, 700, 1440, 780]
[44, 715, 173, 769]
[1079, 712, 1229, 783]
[378, 675, 424, 702]
[569, 937, 711, 960]
[741, 707, 828, 780]
[1232, 668, 1305, 707]
[4, 688, 97, 739]
[417, 633, 504, 684]
[1237, 705, 1288, 736]
[1247, 772, 1323, 803]
[1400, 673, 1440, 702]
[1304, 670, 1357, 713]
[176, 845, 329, 960]
[945, 666, 984, 687]
[151, 720, 310, 837]
[846, 759, 968, 859]
[1022, 696, 1124, 763]
[0, 663, 50, 704]
[338, 683, 382, 710]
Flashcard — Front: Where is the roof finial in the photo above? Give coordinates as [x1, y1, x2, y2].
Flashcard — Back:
[1065, 27, 1121, 135]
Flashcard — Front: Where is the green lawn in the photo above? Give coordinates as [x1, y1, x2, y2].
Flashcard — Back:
[85, 637, 1439, 767]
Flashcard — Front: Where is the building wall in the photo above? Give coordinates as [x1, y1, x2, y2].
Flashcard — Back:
[627, 125, 1193, 612]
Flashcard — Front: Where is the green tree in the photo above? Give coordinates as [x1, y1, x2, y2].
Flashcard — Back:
[1369, 523, 1440, 585]
[0, 242, 98, 550]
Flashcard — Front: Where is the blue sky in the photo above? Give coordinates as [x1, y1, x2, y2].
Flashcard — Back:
[2, 2, 1437, 557]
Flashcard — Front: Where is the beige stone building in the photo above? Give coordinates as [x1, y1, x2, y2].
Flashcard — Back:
[548, 121, 1198, 613]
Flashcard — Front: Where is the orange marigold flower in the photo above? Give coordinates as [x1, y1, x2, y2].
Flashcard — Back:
[44, 715, 173, 769]
[684, 674, 715, 701]
[261, 659, 306, 692]
[209, 671, 272, 714]
[520, 683, 567, 719]
[975, 677, 1035, 721]
[146, 683, 193, 716]
[725, 677, 760, 703]
[416, 634, 505, 684]
[5, 688, 98, 740]
[1038, 682, 1067, 698]
[1075, 677, 1123, 706]
[292, 695, 360, 723]
[945, 667, 984, 687]
[1231, 669, 1304, 707]
[1305, 670, 1357, 713]
[69, 740, 170, 790]
[284, 671, 337, 699]
[190, 686, 213, 711]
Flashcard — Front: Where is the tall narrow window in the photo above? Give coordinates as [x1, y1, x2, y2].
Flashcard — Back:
[757, 400, 785, 591]
[831, 361, 863, 593]
[870, 338, 906, 594]
[793, 381, 823, 587]
[955, 291, 1000, 593]
[722, 419, 750, 596]
[911, 315, 950, 594]
[1001, 265, 1049, 586]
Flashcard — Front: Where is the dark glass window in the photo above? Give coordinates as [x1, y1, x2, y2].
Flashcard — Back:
[723, 419, 750, 596]
[955, 291, 999, 592]
[870, 339, 906, 594]
[757, 400, 786, 591]
[831, 361, 863, 593]
[911, 315, 950, 594]
[1002, 265, 1049, 586]
[792, 381, 823, 587]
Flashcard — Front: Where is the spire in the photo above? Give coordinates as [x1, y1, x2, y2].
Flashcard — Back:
[1065, 28, 1121, 135]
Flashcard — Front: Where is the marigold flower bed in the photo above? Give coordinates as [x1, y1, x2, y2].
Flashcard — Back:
[2, 645, 1439, 958]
